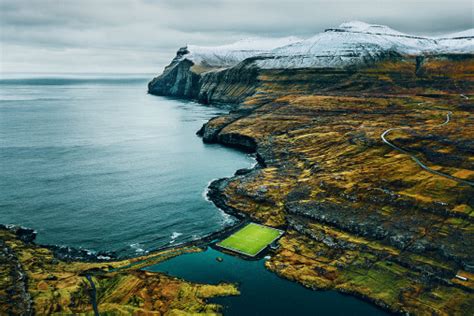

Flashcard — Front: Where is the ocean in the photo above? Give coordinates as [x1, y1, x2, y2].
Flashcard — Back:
[0, 73, 253, 257]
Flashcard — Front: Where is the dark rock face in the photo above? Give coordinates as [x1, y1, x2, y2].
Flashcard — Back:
[148, 53, 261, 106]
[13, 226, 36, 243]
[197, 59, 261, 105]
[46, 245, 116, 262]
[150, 51, 474, 109]
[234, 168, 253, 176]
[148, 59, 200, 98]
[197, 112, 244, 142]
[0, 225, 37, 244]
[217, 132, 257, 152]
[206, 178, 247, 220]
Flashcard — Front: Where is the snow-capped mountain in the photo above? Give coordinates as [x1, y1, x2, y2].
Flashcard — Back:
[179, 36, 301, 68]
[256, 21, 473, 69]
[436, 29, 474, 53]
[174, 21, 473, 70]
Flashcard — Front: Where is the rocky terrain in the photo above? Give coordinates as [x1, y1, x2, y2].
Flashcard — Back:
[149, 21, 473, 105]
[150, 22, 474, 315]
[0, 226, 238, 315]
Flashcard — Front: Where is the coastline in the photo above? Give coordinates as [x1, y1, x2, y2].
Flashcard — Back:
[0, 107, 391, 313]
[146, 50, 474, 313]
[3, 76, 473, 313]
[0, 135, 269, 263]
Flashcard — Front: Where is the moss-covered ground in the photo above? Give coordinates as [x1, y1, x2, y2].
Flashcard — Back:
[0, 228, 238, 315]
[201, 55, 474, 315]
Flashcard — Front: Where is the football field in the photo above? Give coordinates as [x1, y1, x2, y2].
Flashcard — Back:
[217, 223, 283, 256]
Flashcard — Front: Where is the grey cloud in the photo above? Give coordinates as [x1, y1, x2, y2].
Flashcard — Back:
[0, 0, 472, 73]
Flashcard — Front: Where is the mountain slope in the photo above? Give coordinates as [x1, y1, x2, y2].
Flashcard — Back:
[437, 29, 474, 53]
[256, 21, 472, 69]
[149, 21, 473, 103]
[185, 36, 301, 69]
[155, 21, 473, 73]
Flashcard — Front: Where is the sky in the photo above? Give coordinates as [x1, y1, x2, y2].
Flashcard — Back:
[0, 0, 473, 74]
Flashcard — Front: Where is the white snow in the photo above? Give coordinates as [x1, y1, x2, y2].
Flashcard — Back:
[179, 36, 301, 68]
[437, 29, 474, 39]
[336, 21, 409, 36]
[257, 22, 473, 69]
[436, 29, 474, 53]
[174, 21, 473, 70]
[257, 25, 436, 69]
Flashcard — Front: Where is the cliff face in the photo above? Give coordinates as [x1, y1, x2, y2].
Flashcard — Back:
[149, 21, 473, 104]
[197, 58, 262, 105]
[149, 57, 261, 106]
[148, 58, 199, 98]
[149, 52, 474, 106]
[149, 22, 474, 315]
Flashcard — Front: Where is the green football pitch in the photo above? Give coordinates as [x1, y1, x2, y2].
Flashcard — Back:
[217, 223, 283, 256]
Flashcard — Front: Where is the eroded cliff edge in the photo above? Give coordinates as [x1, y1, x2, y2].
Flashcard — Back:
[149, 23, 474, 315]
[149, 55, 261, 106]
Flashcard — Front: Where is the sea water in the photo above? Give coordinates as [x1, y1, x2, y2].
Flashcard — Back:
[0, 73, 253, 257]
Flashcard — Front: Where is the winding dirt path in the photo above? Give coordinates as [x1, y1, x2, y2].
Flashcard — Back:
[381, 111, 474, 186]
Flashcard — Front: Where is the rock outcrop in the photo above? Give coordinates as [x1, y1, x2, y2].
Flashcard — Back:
[149, 56, 263, 106]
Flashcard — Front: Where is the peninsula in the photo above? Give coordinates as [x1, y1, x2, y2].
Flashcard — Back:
[149, 21, 474, 314]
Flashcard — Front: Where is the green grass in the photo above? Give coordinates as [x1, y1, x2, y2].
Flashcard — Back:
[217, 223, 283, 256]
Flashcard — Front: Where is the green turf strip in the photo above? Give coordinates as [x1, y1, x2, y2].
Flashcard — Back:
[217, 223, 282, 256]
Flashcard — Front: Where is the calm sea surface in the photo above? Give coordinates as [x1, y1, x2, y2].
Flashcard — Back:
[146, 248, 387, 315]
[0, 74, 253, 257]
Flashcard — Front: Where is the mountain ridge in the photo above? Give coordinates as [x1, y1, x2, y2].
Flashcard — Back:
[166, 21, 473, 72]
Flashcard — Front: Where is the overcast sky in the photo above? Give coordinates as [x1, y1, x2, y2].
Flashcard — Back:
[0, 0, 472, 74]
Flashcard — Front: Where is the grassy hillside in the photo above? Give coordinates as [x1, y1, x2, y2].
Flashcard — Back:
[200, 55, 474, 315]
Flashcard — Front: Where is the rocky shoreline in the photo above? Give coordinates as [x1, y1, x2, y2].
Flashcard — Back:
[0, 224, 241, 314]
[3, 84, 473, 314]
[146, 32, 474, 314]
[1, 224, 118, 262]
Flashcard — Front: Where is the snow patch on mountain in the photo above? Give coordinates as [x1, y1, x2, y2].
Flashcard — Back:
[436, 29, 474, 53]
[180, 36, 301, 68]
[172, 21, 473, 70]
[437, 29, 474, 39]
[256, 22, 473, 69]
[336, 21, 411, 37]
